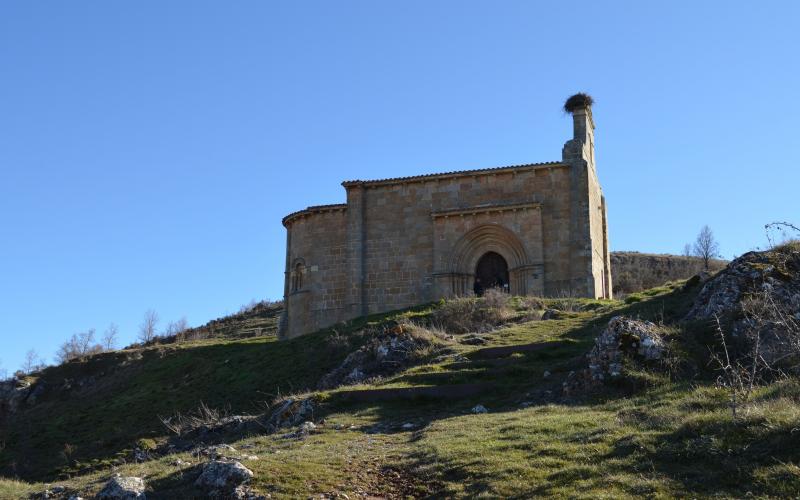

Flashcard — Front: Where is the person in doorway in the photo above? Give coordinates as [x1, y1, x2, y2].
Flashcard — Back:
[473, 277, 484, 297]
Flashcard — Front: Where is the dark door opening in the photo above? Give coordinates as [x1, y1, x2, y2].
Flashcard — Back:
[475, 251, 510, 293]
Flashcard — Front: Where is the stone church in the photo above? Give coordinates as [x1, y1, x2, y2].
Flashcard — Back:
[279, 94, 612, 339]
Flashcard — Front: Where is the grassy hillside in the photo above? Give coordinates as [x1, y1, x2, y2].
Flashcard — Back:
[2, 279, 800, 498]
[610, 251, 727, 296]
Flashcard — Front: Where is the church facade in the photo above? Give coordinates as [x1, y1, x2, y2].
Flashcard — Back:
[279, 95, 612, 339]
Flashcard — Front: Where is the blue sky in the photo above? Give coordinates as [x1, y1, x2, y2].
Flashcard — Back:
[1, 1, 798, 373]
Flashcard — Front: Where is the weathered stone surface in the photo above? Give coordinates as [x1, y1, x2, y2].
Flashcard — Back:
[564, 316, 665, 393]
[318, 323, 441, 389]
[686, 250, 800, 323]
[265, 397, 316, 431]
[685, 248, 800, 366]
[96, 476, 146, 499]
[281, 97, 612, 339]
[195, 460, 254, 497]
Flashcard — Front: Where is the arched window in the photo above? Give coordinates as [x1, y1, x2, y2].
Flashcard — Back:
[291, 260, 306, 292]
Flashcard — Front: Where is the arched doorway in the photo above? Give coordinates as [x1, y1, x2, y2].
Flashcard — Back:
[475, 251, 510, 293]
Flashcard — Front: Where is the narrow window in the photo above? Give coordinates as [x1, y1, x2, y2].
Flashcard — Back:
[292, 261, 305, 292]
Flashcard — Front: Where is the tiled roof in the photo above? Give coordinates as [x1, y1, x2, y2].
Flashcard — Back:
[341, 160, 564, 187]
[282, 203, 347, 226]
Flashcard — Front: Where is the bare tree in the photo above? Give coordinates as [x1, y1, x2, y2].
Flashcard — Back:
[139, 309, 159, 343]
[682, 243, 692, 257]
[55, 329, 103, 364]
[21, 349, 44, 374]
[692, 225, 720, 270]
[164, 317, 189, 340]
[102, 323, 119, 350]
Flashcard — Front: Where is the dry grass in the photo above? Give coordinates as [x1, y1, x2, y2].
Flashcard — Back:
[429, 290, 515, 334]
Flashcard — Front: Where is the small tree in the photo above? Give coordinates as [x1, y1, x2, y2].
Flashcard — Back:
[692, 225, 720, 271]
[139, 309, 159, 343]
[21, 349, 44, 374]
[102, 323, 119, 350]
[55, 329, 103, 364]
[164, 317, 189, 340]
[682, 243, 692, 257]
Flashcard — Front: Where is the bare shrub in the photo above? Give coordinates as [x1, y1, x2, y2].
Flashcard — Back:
[516, 295, 545, 311]
[430, 294, 513, 334]
[55, 329, 104, 364]
[20, 349, 44, 375]
[165, 317, 189, 341]
[711, 287, 800, 420]
[483, 288, 510, 309]
[550, 290, 583, 312]
[159, 401, 227, 437]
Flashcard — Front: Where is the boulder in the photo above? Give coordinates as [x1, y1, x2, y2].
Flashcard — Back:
[265, 397, 316, 431]
[471, 404, 488, 414]
[96, 476, 147, 499]
[195, 460, 254, 497]
[541, 309, 561, 320]
[564, 316, 665, 393]
[686, 250, 800, 323]
[317, 323, 441, 389]
[685, 248, 800, 367]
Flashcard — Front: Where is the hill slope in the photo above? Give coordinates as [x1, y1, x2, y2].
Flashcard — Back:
[2, 250, 800, 498]
[610, 251, 727, 296]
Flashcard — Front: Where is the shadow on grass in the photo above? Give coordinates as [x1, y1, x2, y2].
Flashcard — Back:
[3, 283, 706, 488]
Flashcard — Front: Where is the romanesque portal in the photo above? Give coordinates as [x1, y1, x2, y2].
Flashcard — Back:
[279, 95, 612, 339]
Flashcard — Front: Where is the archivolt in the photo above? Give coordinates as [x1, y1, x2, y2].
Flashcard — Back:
[449, 224, 529, 274]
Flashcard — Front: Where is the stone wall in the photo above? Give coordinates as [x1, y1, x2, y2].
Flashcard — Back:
[283, 206, 348, 338]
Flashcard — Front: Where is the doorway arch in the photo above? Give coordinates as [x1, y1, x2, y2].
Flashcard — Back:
[475, 251, 510, 292]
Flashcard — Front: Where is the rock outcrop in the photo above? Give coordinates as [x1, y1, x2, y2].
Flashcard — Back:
[96, 476, 147, 499]
[318, 322, 442, 389]
[195, 460, 254, 498]
[686, 248, 800, 322]
[265, 396, 317, 431]
[564, 316, 665, 393]
[686, 245, 800, 367]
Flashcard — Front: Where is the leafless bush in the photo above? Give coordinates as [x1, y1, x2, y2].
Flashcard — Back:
[711, 287, 800, 420]
[711, 315, 762, 420]
[165, 317, 189, 341]
[159, 401, 227, 437]
[550, 290, 583, 312]
[430, 294, 513, 334]
[61, 443, 76, 464]
[20, 349, 45, 375]
[765, 221, 800, 249]
[516, 295, 545, 311]
[55, 329, 104, 364]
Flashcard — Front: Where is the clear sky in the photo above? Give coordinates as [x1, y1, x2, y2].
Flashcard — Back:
[1, 1, 798, 373]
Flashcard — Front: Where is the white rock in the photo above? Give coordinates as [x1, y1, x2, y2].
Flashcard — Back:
[195, 460, 254, 494]
[96, 476, 147, 499]
[471, 404, 488, 414]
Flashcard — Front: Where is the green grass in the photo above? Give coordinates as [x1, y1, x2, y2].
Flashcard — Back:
[3, 279, 800, 498]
